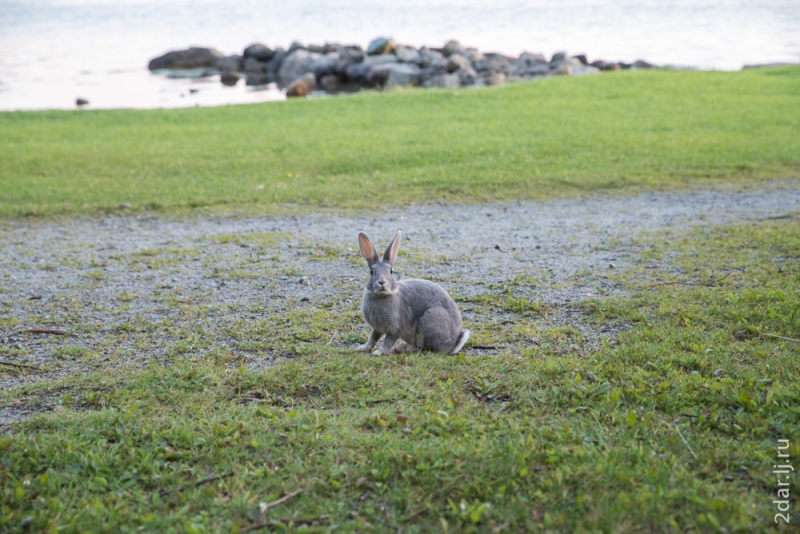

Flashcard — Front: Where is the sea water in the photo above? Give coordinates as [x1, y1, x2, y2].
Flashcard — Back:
[1, 0, 798, 111]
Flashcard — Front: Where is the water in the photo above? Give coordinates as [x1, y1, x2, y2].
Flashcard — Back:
[1, 0, 798, 111]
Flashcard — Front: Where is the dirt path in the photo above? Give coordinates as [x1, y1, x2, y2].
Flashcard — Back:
[1, 181, 798, 406]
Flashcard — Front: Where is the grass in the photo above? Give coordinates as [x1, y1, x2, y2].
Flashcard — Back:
[0, 66, 798, 217]
[1, 217, 798, 532]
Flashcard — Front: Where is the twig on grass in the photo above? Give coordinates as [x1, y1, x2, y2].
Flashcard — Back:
[0, 360, 42, 371]
[13, 328, 76, 337]
[470, 345, 498, 350]
[762, 333, 800, 343]
[158, 472, 233, 498]
[672, 424, 698, 460]
[260, 488, 304, 514]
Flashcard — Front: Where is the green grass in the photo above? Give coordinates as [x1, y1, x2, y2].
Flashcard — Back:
[2, 218, 798, 532]
[1, 67, 799, 217]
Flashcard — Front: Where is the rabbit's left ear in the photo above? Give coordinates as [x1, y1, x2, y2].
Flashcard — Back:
[383, 231, 401, 266]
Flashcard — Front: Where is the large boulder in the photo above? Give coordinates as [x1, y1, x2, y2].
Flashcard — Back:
[243, 57, 267, 73]
[214, 55, 242, 74]
[286, 72, 317, 97]
[265, 47, 287, 73]
[550, 51, 568, 63]
[243, 43, 275, 62]
[417, 48, 447, 69]
[278, 49, 321, 86]
[335, 46, 366, 74]
[475, 53, 511, 73]
[441, 40, 463, 57]
[345, 54, 397, 83]
[366, 63, 422, 88]
[310, 52, 340, 79]
[367, 37, 395, 55]
[148, 47, 224, 71]
[456, 66, 477, 86]
[394, 46, 420, 64]
[446, 54, 471, 73]
[633, 59, 656, 69]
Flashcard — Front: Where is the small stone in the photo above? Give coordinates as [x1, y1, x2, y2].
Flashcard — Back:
[286, 73, 316, 97]
[220, 72, 239, 86]
[300, 296, 310, 302]
[713, 369, 724, 377]
[396, 414, 409, 422]
[494, 244, 501, 251]
[299, 276, 311, 286]
[609, 263, 615, 269]
[119, 203, 131, 209]
[583, 371, 597, 382]
[76, 98, 89, 106]
[356, 477, 368, 486]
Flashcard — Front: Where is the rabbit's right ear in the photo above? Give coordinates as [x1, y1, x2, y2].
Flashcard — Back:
[358, 232, 380, 267]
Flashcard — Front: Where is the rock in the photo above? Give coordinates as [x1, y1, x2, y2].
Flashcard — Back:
[265, 48, 287, 73]
[335, 46, 366, 74]
[446, 54, 471, 73]
[441, 39, 463, 57]
[323, 43, 342, 54]
[307, 44, 325, 54]
[573, 54, 588, 65]
[245, 73, 275, 86]
[215, 55, 242, 73]
[713, 369, 725, 377]
[394, 45, 420, 64]
[594, 60, 622, 71]
[367, 62, 422, 88]
[457, 66, 477, 86]
[633, 59, 656, 69]
[220, 72, 240, 86]
[367, 37, 395, 55]
[519, 52, 547, 64]
[345, 54, 397, 83]
[278, 49, 321, 86]
[550, 51, 568, 63]
[571, 65, 600, 76]
[464, 48, 483, 62]
[243, 43, 275, 62]
[551, 57, 584, 74]
[475, 53, 511, 73]
[286, 72, 316, 97]
[148, 47, 224, 71]
[417, 48, 446, 69]
[76, 98, 89, 106]
[310, 52, 340, 78]
[423, 73, 460, 89]
[484, 72, 506, 86]
[320, 74, 344, 92]
[243, 57, 267, 73]
[287, 41, 305, 54]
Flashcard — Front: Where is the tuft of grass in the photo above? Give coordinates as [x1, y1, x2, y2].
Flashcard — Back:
[1, 218, 798, 532]
[1, 67, 799, 217]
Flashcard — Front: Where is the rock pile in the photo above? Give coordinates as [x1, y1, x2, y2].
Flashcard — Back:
[148, 38, 656, 97]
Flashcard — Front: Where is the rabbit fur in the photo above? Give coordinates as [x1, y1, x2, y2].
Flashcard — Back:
[356, 231, 470, 355]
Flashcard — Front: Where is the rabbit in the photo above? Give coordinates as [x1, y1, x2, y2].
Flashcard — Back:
[355, 231, 470, 355]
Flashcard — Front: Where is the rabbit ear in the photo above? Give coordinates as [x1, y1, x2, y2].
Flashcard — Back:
[383, 231, 401, 266]
[358, 232, 380, 267]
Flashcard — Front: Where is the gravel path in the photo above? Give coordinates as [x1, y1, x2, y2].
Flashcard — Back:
[1, 181, 798, 417]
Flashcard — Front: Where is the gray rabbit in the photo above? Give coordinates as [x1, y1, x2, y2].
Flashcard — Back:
[356, 231, 470, 355]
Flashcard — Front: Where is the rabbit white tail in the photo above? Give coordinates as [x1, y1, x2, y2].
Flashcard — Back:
[449, 330, 471, 355]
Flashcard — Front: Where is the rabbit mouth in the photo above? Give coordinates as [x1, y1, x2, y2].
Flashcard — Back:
[374, 287, 397, 296]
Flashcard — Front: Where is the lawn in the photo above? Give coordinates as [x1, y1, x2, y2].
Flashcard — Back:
[0, 66, 798, 217]
[1, 218, 798, 532]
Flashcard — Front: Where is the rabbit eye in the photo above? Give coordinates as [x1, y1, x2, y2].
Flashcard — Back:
[390, 268, 393, 274]
[370, 268, 373, 275]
